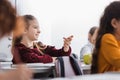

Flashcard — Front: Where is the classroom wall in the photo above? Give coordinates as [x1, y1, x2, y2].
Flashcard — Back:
[50, 0, 114, 57]
[10, 0, 115, 58]
[16, 0, 52, 45]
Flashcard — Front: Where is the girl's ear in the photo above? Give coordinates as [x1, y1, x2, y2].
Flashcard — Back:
[111, 18, 118, 29]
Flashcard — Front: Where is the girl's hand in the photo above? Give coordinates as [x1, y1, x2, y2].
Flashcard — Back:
[63, 35, 73, 52]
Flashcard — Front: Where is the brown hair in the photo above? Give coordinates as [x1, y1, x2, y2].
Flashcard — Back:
[23, 15, 36, 29]
[0, 0, 16, 38]
[89, 27, 97, 36]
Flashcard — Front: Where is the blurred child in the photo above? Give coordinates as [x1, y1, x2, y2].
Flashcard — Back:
[0, 0, 32, 80]
[80, 26, 98, 61]
[91, 1, 120, 73]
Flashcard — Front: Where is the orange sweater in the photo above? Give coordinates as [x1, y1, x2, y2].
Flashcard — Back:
[98, 33, 120, 73]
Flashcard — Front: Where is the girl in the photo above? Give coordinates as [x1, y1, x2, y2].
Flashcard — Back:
[91, 1, 120, 73]
[13, 15, 73, 63]
[80, 26, 98, 61]
[0, 0, 32, 80]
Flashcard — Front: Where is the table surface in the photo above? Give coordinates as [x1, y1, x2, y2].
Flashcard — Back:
[80, 62, 91, 70]
[0, 63, 55, 73]
[12, 63, 55, 68]
[33, 74, 120, 80]
[0, 61, 91, 78]
[0, 61, 90, 70]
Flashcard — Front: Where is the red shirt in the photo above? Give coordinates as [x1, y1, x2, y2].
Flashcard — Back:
[13, 43, 71, 63]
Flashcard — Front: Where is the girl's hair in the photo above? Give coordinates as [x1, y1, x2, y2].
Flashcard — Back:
[14, 15, 36, 45]
[91, 1, 120, 74]
[0, 0, 16, 38]
[23, 15, 36, 29]
[89, 27, 97, 36]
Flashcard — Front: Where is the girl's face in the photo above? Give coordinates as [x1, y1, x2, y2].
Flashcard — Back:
[115, 21, 120, 36]
[88, 33, 92, 43]
[91, 28, 98, 45]
[88, 28, 98, 45]
[25, 19, 40, 41]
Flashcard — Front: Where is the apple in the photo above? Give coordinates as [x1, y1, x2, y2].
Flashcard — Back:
[83, 54, 92, 65]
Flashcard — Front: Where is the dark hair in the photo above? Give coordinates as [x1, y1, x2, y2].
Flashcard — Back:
[0, 0, 16, 38]
[89, 27, 97, 36]
[91, 1, 120, 74]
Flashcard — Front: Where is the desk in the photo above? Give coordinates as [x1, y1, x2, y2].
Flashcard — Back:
[0, 62, 12, 68]
[0, 63, 55, 79]
[81, 62, 91, 74]
[41, 74, 120, 80]
[0, 63, 55, 72]
[25, 63, 55, 78]
[12, 63, 55, 73]
[0, 62, 91, 78]
[81, 63, 91, 70]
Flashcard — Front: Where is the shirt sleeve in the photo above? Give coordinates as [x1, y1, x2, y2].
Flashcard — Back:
[101, 34, 120, 68]
[44, 46, 71, 57]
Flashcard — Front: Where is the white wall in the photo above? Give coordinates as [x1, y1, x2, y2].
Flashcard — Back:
[14, 0, 115, 57]
[16, 0, 52, 45]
